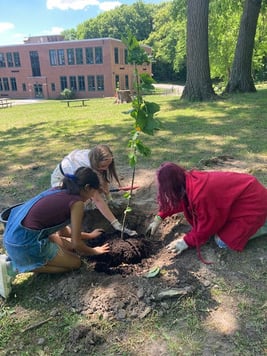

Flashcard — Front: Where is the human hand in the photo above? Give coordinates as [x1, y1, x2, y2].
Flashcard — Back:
[90, 229, 105, 239]
[166, 236, 188, 255]
[93, 243, 110, 255]
[145, 216, 162, 237]
[111, 219, 137, 236]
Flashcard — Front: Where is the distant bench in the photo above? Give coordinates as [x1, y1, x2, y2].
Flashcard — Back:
[62, 98, 90, 107]
[0, 98, 13, 109]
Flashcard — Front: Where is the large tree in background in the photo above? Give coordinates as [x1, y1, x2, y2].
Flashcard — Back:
[76, 2, 154, 41]
[60, 0, 267, 85]
[225, 0, 262, 93]
[208, 1, 243, 82]
[181, 0, 217, 101]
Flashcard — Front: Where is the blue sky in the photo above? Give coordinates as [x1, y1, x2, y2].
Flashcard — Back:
[0, 0, 160, 46]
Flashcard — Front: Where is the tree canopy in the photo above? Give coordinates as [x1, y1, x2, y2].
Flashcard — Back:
[61, 0, 267, 89]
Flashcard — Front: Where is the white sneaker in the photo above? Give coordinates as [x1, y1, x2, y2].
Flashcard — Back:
[0, 254, 15, 299]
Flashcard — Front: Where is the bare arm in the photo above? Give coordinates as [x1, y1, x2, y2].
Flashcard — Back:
[81, 229, 104, 240]
[91, 190, 117, 223]
[70, 201, 109, 255]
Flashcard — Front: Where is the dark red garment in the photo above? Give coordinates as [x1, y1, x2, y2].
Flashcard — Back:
[22, 190, 82, 229]
[158, 170, 267, 251]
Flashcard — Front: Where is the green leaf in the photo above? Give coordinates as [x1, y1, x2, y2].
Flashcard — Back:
[123, 192, 131, 199]
[145, 266, 161, 278]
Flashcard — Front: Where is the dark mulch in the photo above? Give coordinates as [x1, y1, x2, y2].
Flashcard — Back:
[86, 231, 160, 273]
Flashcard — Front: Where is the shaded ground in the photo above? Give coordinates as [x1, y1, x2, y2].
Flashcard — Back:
[0, 156, 266, 355]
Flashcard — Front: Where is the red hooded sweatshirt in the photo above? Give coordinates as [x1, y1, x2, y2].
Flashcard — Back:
[158, 170, 267, 251]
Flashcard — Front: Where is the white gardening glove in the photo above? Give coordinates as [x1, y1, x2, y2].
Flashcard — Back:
[146, 216, 162, 237]
[166, 237, 188, 255]
[111, 219, 137, 236]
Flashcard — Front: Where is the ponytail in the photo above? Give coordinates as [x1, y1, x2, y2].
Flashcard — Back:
[62, 167, 100, 195]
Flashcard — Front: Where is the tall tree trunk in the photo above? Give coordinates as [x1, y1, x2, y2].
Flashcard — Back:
[181, 0, 217, 101]
[225, 0, 262, 93]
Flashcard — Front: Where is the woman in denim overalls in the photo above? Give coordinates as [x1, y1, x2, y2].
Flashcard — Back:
[2, 167, 109, 281]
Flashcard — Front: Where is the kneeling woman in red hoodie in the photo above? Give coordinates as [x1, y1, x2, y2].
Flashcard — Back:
[146, 162, 267, 259]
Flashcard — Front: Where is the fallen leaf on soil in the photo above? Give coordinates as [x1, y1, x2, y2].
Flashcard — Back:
[144, 266, 161, 278]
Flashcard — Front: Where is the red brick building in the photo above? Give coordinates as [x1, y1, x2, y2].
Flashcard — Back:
[0, 35, 151, 99]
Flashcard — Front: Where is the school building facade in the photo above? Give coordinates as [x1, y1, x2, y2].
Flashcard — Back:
[0, 35, 152, 100]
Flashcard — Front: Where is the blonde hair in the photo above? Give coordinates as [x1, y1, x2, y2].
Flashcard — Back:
[89, 144, 120, 185]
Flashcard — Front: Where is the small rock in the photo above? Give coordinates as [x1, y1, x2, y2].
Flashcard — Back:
[157, 286, 194, 300]
[137, 287, 144, 299]
[117, 309, 127, 320]
[139, 306, 152, 319]
[37, 338, 45, 345]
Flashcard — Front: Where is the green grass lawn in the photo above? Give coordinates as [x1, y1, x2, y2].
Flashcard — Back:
[0, 85, 267, 355]
[0, 85, 266, 204]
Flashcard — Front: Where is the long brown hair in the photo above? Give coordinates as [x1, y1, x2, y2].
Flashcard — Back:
[89, 144, 120, 185]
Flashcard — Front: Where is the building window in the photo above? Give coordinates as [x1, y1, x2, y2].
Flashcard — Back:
[22, 83, 26, 91]
[87, 76, 95, 91]
[3, 78, 9, 91]
[7, 53, 14, 67]
[95, 47, 103, 64]
[60, 76, 68, 91]
[30, 51, 41, 76]
[114, 48, 119, 64]
[75, 48, 83, 65]
[124, 49, 128, 64]
[67, 49, 75, 65]
[86, 48, 94, 64]
[69, 76, 77, 91]
[10, 78, 17, 91]
[57, 49, 65, 65]
[97, 75, 104, 91]
[125, 75, 129, 89]
[0, 78, 3, 91]
[115, 75, 120, 89]
[78, 76, 85, 91]
[0, 53, 6, 67]
[49, 50, 57, 66]
[14, 52, 21, 67]
[51, 83, 56, 91]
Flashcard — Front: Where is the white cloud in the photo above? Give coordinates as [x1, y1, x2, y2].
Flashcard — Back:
[42, 26, 65, 35]
[0, 22, 14, 33]
[46, 0, 99, 10]
[99, 1, 121, 11]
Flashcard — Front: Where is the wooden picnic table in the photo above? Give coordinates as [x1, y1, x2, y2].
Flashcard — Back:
[0, 98, 13, 109]
[62, 98, 89, 107]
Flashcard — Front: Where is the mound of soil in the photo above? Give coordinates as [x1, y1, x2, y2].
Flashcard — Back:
[86, 231, 158, 273]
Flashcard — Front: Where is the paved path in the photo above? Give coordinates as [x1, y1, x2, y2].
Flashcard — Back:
[153, 83, 184, 95]
[11, 99, 44, 106]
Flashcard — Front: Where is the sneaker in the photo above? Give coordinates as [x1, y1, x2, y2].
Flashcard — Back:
[0, 254, 15, 298]
[214, 235, 228, 249]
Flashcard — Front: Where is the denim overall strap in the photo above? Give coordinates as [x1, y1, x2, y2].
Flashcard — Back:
[4, 188, 64, 241]
[3, 189, 71, 273]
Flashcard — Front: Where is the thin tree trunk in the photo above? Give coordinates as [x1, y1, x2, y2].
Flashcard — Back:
[225, 0, 262, 93]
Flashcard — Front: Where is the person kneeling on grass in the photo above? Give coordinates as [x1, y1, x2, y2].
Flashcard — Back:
[146, 162, 267, 262]
[51, 144, 137, 237]
[0, 167, 110, 299]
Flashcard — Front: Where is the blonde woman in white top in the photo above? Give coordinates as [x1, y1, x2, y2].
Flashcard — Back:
[51, 144, 137, 236]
